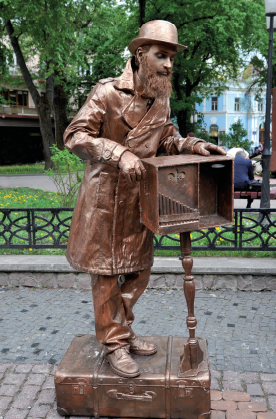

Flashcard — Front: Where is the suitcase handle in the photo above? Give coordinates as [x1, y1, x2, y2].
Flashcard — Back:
[107, 389, 156, 402]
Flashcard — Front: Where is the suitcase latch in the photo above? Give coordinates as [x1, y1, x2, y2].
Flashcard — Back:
[177, 380, 194, 398]
[72, 378, 87, 395]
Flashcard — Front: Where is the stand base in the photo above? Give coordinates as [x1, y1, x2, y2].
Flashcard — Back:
[55, 335, 210, 418]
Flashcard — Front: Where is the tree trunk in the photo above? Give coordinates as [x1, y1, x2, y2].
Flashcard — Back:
[4, 18, 56, 169]
[139, 0, 146, 26]
[53, 83, 68, 150]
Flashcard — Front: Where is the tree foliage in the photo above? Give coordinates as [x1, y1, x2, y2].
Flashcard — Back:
[124, 0, 266, 136]
[219, 119, 253, 151]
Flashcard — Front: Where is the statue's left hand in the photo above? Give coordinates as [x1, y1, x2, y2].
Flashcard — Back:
[194, 142, 227, 156]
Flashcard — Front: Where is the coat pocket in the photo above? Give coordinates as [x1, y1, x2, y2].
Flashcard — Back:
[95, 172, 111, 211]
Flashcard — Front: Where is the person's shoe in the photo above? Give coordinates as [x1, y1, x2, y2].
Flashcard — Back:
[106, 347, 140, 378]
[129, 335, 157, 356]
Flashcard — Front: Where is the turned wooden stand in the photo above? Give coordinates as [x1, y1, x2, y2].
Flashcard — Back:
[179, 231, 203, 373]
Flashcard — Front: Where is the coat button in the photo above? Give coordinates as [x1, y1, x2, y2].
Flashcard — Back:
[103, 150, 111, 159]
[119, 201, 124, 207]
[145, 143, 149, 148]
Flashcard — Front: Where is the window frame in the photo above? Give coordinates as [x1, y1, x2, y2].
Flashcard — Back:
[1, 89, 29, 107]
[234, 98, 240, 112]
[211, 96, 218, 111]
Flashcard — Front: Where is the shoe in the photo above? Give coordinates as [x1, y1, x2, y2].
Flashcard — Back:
[106, 347, 140, 378]
[129, 335, 157, 356]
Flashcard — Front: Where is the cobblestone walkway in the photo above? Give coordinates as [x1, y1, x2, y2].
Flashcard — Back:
[1, 365, 276, 418]
[1, 287, 276, 373]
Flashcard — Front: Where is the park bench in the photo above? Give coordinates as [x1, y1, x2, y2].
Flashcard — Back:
[234, 187, 276, 208]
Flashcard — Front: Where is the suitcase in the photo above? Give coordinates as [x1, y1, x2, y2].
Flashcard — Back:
[55, 334, 210, 418]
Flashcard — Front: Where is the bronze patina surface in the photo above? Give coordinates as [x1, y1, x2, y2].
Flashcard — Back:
[55, 334, 210, 418]
[58, 18, 230, 410]
[140, 155, 234, 235]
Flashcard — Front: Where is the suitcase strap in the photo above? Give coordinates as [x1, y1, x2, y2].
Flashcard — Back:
[93, 348, 105, 418]
[165, 336, 173, 419]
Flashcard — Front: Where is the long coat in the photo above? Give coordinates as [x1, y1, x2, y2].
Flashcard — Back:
[64, 58, 201, 275]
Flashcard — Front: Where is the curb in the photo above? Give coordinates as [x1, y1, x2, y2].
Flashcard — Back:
[0, 256, 275, 291]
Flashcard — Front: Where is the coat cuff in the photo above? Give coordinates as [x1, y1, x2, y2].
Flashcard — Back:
[105, 143, 129, 167]
[178, 137, 205, 153]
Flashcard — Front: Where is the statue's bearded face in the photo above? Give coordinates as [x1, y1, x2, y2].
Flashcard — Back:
[136, 44, 176, 99]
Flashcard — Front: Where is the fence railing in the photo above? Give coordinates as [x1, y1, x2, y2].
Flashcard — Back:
[0, 208, 275, 251]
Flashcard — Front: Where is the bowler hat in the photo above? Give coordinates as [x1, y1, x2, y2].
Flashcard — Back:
[128, 20, 187, 55]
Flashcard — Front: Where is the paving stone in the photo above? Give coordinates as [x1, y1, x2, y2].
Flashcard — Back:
[212, 370, 222, 379]
[224, 371, 241, 382]
[25, 373, 45, 385]
[46, 408, 63, 419]
[268, 396, 276, 412]
[261, 375, 276, 382]
[4, 408, 30, 419]
[238, 402, 267, 412]
[222, 381, 244, 392]
[0, 384, 20, 396]
[211, 400, 237, 411]
[37, 389, 55, 404]
[14, 364, 33, 373]
[42, 376, 55, 389]
[12, 393, 34, 409]
[0, 396, 12, 410]
[29, 402, 51, 417]
[263, 382, 276, 395]
[3, 374, 26, 385]
[0, 364, 12, 373]
[247, 384, 264, 397]
[20, 385, 40, 398]
[223, 391, 251, 402]
[32, 364, 52, 373]
[257, 413, 276, 419]
[226, 412, 256, 419]
[211, 390, 223, 401]
[211, 378, 221, 390]
[241, 373, 259, 384]
[211, 412, 226, 419]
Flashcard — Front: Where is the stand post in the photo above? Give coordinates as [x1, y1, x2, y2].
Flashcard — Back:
[179, 231, 203, 372]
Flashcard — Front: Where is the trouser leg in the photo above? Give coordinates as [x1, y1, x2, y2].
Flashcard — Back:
[91, 269, 150, 353]
[121, 268, 151, 335]
[91, 273, 131, 354]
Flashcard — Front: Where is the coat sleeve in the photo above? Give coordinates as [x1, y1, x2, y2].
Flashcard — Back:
[63, 83, 128, 167]
[248, 160, 254, 180]
[158, 114, 205, 155]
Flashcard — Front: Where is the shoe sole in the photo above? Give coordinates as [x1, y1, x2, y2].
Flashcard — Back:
[106, 357, 140, 378]
[130, 347, 157, 356]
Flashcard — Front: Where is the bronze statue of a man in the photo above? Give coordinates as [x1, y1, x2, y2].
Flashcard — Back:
[64, 20, 225, 379]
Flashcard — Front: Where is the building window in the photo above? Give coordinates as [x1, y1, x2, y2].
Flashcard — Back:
[235, 98, 240, 112]
[211, 97, 218, 111]
[258, 100, 263, 112]
[1, 89, 28, 107]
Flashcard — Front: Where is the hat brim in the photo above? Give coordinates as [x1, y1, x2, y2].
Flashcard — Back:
[128, 37, 187, 55]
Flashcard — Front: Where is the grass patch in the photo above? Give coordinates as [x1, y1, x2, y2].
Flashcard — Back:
[0, 162, 86, 175]
[0, 187, 76, 208]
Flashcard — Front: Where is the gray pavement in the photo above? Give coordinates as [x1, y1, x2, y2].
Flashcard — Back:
[0, 287, 276, 373]
[1, 174, 276, 208]
[0, 175, 57, 192]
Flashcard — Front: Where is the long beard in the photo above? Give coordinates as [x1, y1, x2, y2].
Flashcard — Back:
[140, 56, 172, 99]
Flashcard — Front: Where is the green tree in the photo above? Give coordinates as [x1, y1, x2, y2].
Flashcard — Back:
[125, 0, 266, 136]
[219, 119, 253, 151]
[0, 0, 126, 168]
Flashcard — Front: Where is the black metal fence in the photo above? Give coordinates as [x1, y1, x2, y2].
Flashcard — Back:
[0, 208, 275, 251]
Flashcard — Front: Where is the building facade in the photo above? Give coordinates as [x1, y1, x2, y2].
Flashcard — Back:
[196, 82, 267, 147]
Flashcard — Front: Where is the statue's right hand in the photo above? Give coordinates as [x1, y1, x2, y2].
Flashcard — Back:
[118, 151, 146, 183]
